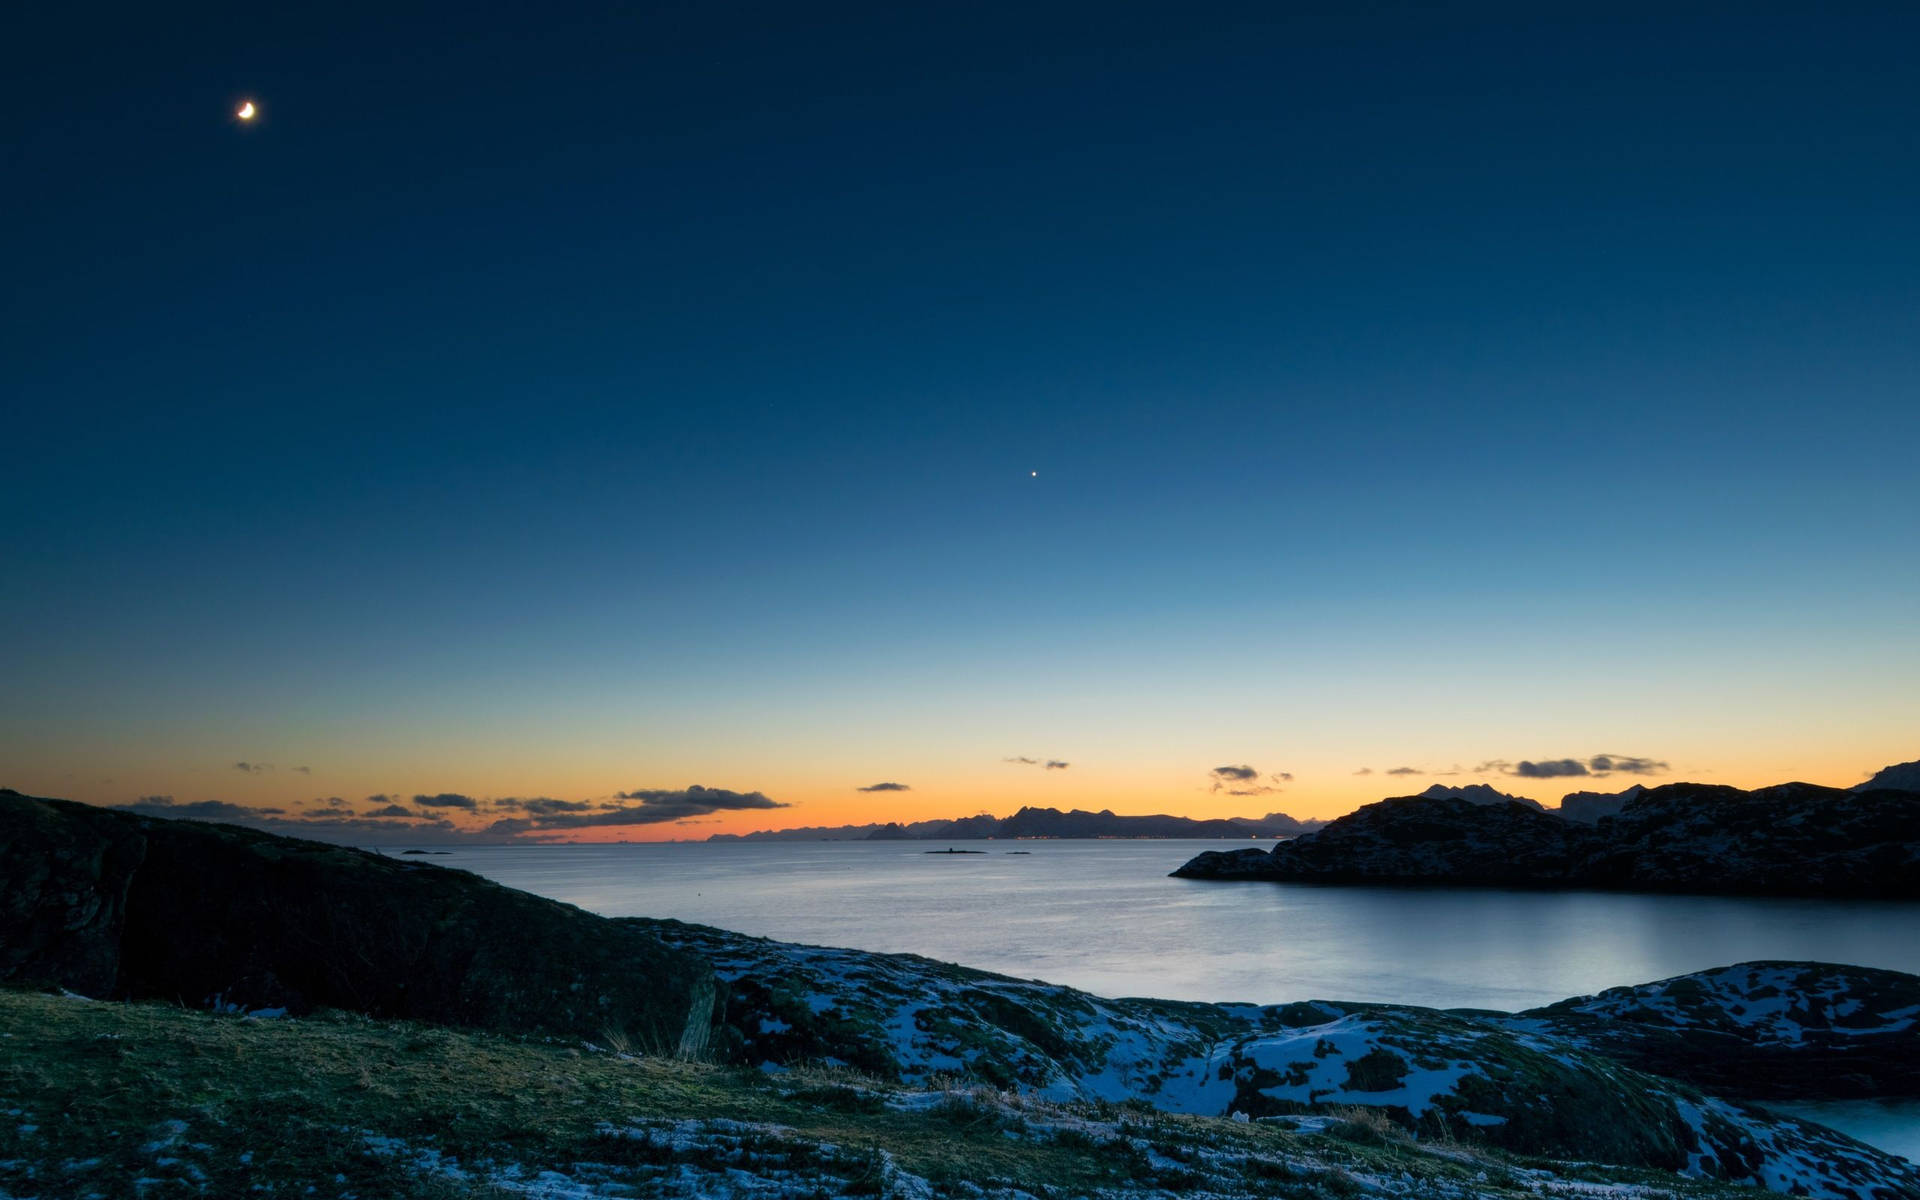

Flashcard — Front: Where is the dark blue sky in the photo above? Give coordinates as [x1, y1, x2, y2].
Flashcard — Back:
[5, 2, 1917, 828]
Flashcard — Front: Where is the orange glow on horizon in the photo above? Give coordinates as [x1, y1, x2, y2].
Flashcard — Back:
[18, 742, 1901, 846]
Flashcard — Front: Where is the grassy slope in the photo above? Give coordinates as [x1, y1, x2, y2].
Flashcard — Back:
[0, 988, 1749, 1200]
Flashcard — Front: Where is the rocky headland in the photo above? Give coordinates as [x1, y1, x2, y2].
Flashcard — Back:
[1173, 781, 1920, 898]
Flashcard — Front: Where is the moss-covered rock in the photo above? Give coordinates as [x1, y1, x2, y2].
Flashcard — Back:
[1508, 961, 1920, 1099]
[641, 919, 1920, 1197]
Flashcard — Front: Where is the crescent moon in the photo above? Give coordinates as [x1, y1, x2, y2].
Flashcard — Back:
[237, 101, 257, 120]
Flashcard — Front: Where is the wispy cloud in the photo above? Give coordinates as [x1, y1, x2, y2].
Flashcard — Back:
[857, 781, 911, 792]
[1005, 757, 1071, 770]
[1588, 754, 1668, 776]
[232, 761, 272, 774]
[112, 793, 462, 846]
[1514, 758, 1590, 778]
[1385, 766, 1421, 776]
[490, 797, 597, 814]
[1353, 767, 1374, 776]
[120, 796, 286, 819]
[1209, 764, 1288, 796]
[1478, 755, 1669, 780]
[107, 780, 801, 847]
[292, 765, 312, 775]
[413, 792, 479, 810]
[490, 784, 786, 837]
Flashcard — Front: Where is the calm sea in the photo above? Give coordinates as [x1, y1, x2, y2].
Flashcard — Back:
[418, 837, 1920, 1160]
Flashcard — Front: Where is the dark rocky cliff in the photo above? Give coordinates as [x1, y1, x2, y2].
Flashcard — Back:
[1176, 795, 1592, 887]
[1173, 782, 1920, 898]
[0, 790, 723, 1054]
[0, 792, 147, 996]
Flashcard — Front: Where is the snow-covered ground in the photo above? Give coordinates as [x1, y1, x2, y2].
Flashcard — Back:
[644, 921, 1920, 1198]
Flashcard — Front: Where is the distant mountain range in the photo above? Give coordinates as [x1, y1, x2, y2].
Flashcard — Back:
[1417, 783, 1545, 810]
[1421, 781, 1646, 823]
[1556, 784, 1646, 822]
[708, 805, 1323, 842]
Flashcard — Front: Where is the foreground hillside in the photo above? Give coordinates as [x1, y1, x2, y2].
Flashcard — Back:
[0, 987, 1818, 1200]
[0, 789, 720, 1050]
[1173, 782, 1920, 897]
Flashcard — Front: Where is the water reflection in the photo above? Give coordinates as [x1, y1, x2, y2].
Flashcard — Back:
[424, 838, 1920, 1010]
[417, 839, 1920, 1159]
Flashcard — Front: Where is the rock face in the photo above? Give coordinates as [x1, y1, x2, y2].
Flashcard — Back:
[1509, 961, 1920, 1100]
[645, 920, 1920, 1198]
[1177, 796, 1585, 887]
[0, 790, 722, 1054]
[0, 792, 147, 995]
[1174, 782, 1920, 898]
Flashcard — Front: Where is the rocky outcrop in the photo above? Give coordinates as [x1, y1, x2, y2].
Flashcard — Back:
[1587, 782, 1920, 896]
[645, 919, 1920, 1197]
[0, 790, 723, 1054]
[1176, 796, 1587, 887]
[1507, 961, 1920, 1099]
[1174, 782, 1920, 898]
[0, 791, 147, 995]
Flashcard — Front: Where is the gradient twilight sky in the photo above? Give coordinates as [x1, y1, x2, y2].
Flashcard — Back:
[4, 3, 1917, 842]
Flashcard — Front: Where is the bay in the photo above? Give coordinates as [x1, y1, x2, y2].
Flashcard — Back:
[419, 837, 1920, 1161]
[426, 838, 1920, 1009]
